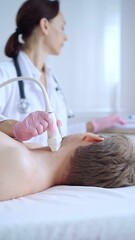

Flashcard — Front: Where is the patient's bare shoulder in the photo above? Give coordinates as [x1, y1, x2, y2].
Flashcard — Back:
[0, 131, 24, 148]
[0, 132, 50, 201]
[0, 131, 34, 200]
[0, 131, 40, 151]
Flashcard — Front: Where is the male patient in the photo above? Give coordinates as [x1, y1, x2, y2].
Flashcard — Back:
[0, 111, 135, 201]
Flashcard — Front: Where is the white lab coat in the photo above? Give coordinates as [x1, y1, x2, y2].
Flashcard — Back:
[0, 51, 68, 145]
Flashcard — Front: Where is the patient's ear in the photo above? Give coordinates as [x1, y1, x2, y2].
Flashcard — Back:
[82, 133, 104, 143]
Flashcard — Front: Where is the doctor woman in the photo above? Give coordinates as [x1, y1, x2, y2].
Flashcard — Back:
[0, 0, 126, 145]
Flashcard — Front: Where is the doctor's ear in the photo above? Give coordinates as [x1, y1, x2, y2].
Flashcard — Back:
[82, 133, 105, 143]
[39, 18, 49, 35]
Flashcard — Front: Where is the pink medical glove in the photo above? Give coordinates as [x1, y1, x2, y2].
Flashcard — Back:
[13, 111, 61, 141]
[91, 115, 127, 133]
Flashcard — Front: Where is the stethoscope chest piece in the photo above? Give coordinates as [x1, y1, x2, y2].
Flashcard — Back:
[18, 98, 31, 114]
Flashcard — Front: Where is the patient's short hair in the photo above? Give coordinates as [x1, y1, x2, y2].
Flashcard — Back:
[67, 134, 135, 188]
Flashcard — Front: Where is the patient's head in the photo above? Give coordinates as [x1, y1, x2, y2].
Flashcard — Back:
[65, 134, 135, 188]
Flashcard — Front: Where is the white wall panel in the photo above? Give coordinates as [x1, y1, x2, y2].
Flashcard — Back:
[121, 0, 135, 115]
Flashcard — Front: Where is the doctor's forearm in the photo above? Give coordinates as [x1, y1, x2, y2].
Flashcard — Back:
[86, 121, 95, 132]
[0, 120, 18, 137]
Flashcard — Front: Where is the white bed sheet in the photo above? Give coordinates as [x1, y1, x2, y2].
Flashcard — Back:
[0, 185, 135, 240]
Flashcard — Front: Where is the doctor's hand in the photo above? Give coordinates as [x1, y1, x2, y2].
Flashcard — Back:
[13, 111, 61, 141]
[87, 115, 127, 133]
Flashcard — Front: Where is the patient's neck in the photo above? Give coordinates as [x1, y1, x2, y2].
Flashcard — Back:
[28, 144, 71, 187]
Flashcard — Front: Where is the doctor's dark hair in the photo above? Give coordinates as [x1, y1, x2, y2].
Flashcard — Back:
[66, 134, 135, 188]
[5, 0, 60, 58]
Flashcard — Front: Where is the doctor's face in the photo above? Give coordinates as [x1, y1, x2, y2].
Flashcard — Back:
[46, 12, 68, 55]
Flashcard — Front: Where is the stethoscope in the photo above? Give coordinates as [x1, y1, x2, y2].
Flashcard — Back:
[13, 57, 31, 114]
[13, 57, 74, 118]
